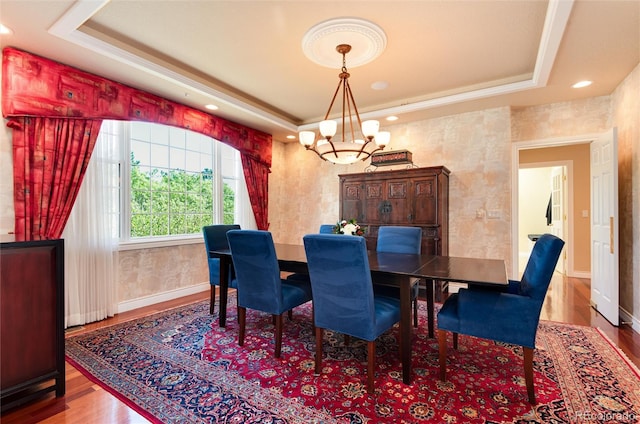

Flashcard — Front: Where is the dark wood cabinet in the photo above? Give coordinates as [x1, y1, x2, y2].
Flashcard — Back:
[1, 237, 65, 412]
[339, 166, 449, 254]
[339, 166, 450, 299]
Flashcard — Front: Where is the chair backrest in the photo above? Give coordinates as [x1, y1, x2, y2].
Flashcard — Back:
[377, 226, 422, 254]
[519, 233, 565, 300]
[203, 224, 240, 285]
[203, 224, 241, 254]
[303, 234, 377, 338]
[226, 230, 285, 313]
[318, 224, 334, 234]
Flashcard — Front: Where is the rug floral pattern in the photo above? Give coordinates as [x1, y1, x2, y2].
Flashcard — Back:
[65, 300, 640, 423]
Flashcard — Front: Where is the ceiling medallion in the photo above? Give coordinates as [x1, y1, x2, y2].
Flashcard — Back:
[302, 18, 387, 68]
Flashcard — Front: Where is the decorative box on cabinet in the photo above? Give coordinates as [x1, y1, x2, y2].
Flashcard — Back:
[339, 166, 450, 300]
[1, 237, 65, 412]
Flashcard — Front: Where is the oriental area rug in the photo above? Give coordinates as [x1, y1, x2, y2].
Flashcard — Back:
[65, 298, 640, 423]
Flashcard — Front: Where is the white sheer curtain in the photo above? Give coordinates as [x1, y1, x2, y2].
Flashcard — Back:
[62, 121, 119, 328]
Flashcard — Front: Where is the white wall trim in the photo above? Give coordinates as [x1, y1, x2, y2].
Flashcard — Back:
[619, 306, 640, 334]
[117, 282, 209, 313]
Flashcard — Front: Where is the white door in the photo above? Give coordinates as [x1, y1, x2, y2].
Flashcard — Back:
[590, 128, 619, 326]
[550, 166, 565, 274]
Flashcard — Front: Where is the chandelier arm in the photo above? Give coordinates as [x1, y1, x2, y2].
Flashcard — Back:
[327, 140, 340, 160]
[307, 144, 326, 160]
[345, 80, 359, 144]
[324, 79, 344, 122]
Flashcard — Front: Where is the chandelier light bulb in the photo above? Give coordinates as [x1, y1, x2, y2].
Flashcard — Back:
[361, 120, 380, 139]
[375, 131, 390, 146]
[319, 120, 337, 139]
[298, 131, 316, 146]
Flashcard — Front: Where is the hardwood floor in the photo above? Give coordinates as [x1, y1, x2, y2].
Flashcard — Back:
[2, 276, 639, 423]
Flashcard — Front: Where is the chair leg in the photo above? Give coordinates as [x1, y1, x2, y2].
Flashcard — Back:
[274, 314, 283, 358]
[438, 330, 447, 381]
[315, 327, 324, 374]
[523, 347, 536, 404]
[453, 332, 458, 350]
[288, 309, 293, 320]
[367, 341, 376, 394]
[209, 285, 216, 315]
[413, 298, 418, 328]
[238, 307, 246, 346]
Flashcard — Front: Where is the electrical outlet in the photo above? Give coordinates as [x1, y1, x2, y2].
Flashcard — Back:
[487, 210, 500, 219]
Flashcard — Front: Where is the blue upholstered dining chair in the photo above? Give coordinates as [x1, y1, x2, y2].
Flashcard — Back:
[226, 230, 313, 358]
[437, 233, 565, 404]
[318, 224, 335, 234]
[373, 226, 422, 327]
[203, 224, 240, 315]
[303, 233, 402, 394]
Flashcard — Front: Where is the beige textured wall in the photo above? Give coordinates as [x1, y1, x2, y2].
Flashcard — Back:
[118, 244, 209, 303]
[519, 144, 591, 273]
[511, 96, 612, 142]
[611, 63, 639, 316]
[271, 107, 514, 271]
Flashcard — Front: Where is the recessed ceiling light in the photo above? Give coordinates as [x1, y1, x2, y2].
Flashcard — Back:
[371, 81, 388, 90]
[572, 80, 592, 88]
[286, 135, 296, 140]
[386, 116, 398, 121]
[205, 104, 218, 110]
[0, 24, 13, 35]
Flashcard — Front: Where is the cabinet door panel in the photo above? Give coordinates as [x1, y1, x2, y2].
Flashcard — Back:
[386, 180, 410, 224]
[341, 182, 364, 221]
[412, 176, 438, 225]
[364, 181, 385, 223]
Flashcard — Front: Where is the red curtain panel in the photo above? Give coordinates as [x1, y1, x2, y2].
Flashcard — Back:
[9, 117, 102, 240]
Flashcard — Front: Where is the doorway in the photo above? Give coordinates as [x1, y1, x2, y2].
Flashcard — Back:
[517, 164, 569, 273]
[511, 134, 596, 279]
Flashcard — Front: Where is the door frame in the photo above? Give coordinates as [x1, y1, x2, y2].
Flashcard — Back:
[511, 133, 600, 279]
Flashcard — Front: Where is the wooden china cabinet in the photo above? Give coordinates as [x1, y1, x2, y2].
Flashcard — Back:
[339, 166, 450, 299]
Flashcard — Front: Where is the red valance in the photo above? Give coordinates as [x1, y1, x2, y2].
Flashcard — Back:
[2, 47, 272, 167]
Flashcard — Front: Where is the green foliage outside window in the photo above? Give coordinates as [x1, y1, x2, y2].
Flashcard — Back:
[130, 153, 235, 237]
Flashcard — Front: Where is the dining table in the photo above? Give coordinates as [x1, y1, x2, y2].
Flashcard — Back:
[210, 242, 508, 385]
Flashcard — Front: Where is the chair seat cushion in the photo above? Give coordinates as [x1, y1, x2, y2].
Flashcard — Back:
[285, 272, 310, 283]
[281, 280, 313, 311]
[371, 295, 402, 340]
[437, 289, 540, 348]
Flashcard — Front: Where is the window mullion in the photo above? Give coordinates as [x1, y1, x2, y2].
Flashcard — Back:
[213, 142, 223, 224]
[120, 121, 132, 242]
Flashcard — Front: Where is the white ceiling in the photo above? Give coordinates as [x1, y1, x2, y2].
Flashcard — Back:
[1, 0, 638, 144]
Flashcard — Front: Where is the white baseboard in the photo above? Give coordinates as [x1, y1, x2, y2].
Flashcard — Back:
[619, 307, 640, 334]
[568, 270, 591, 278]
[117, 282, 210, 314]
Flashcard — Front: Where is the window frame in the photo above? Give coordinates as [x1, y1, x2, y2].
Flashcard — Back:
[109, 120, 248, 250]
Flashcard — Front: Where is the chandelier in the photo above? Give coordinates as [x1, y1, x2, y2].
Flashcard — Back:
[299, 44, 390, 165]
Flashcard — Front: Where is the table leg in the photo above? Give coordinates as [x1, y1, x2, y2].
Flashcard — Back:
[400, 280, 412, 384]
[426, 279, 435, 338]
[218, 256, 230, 328]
